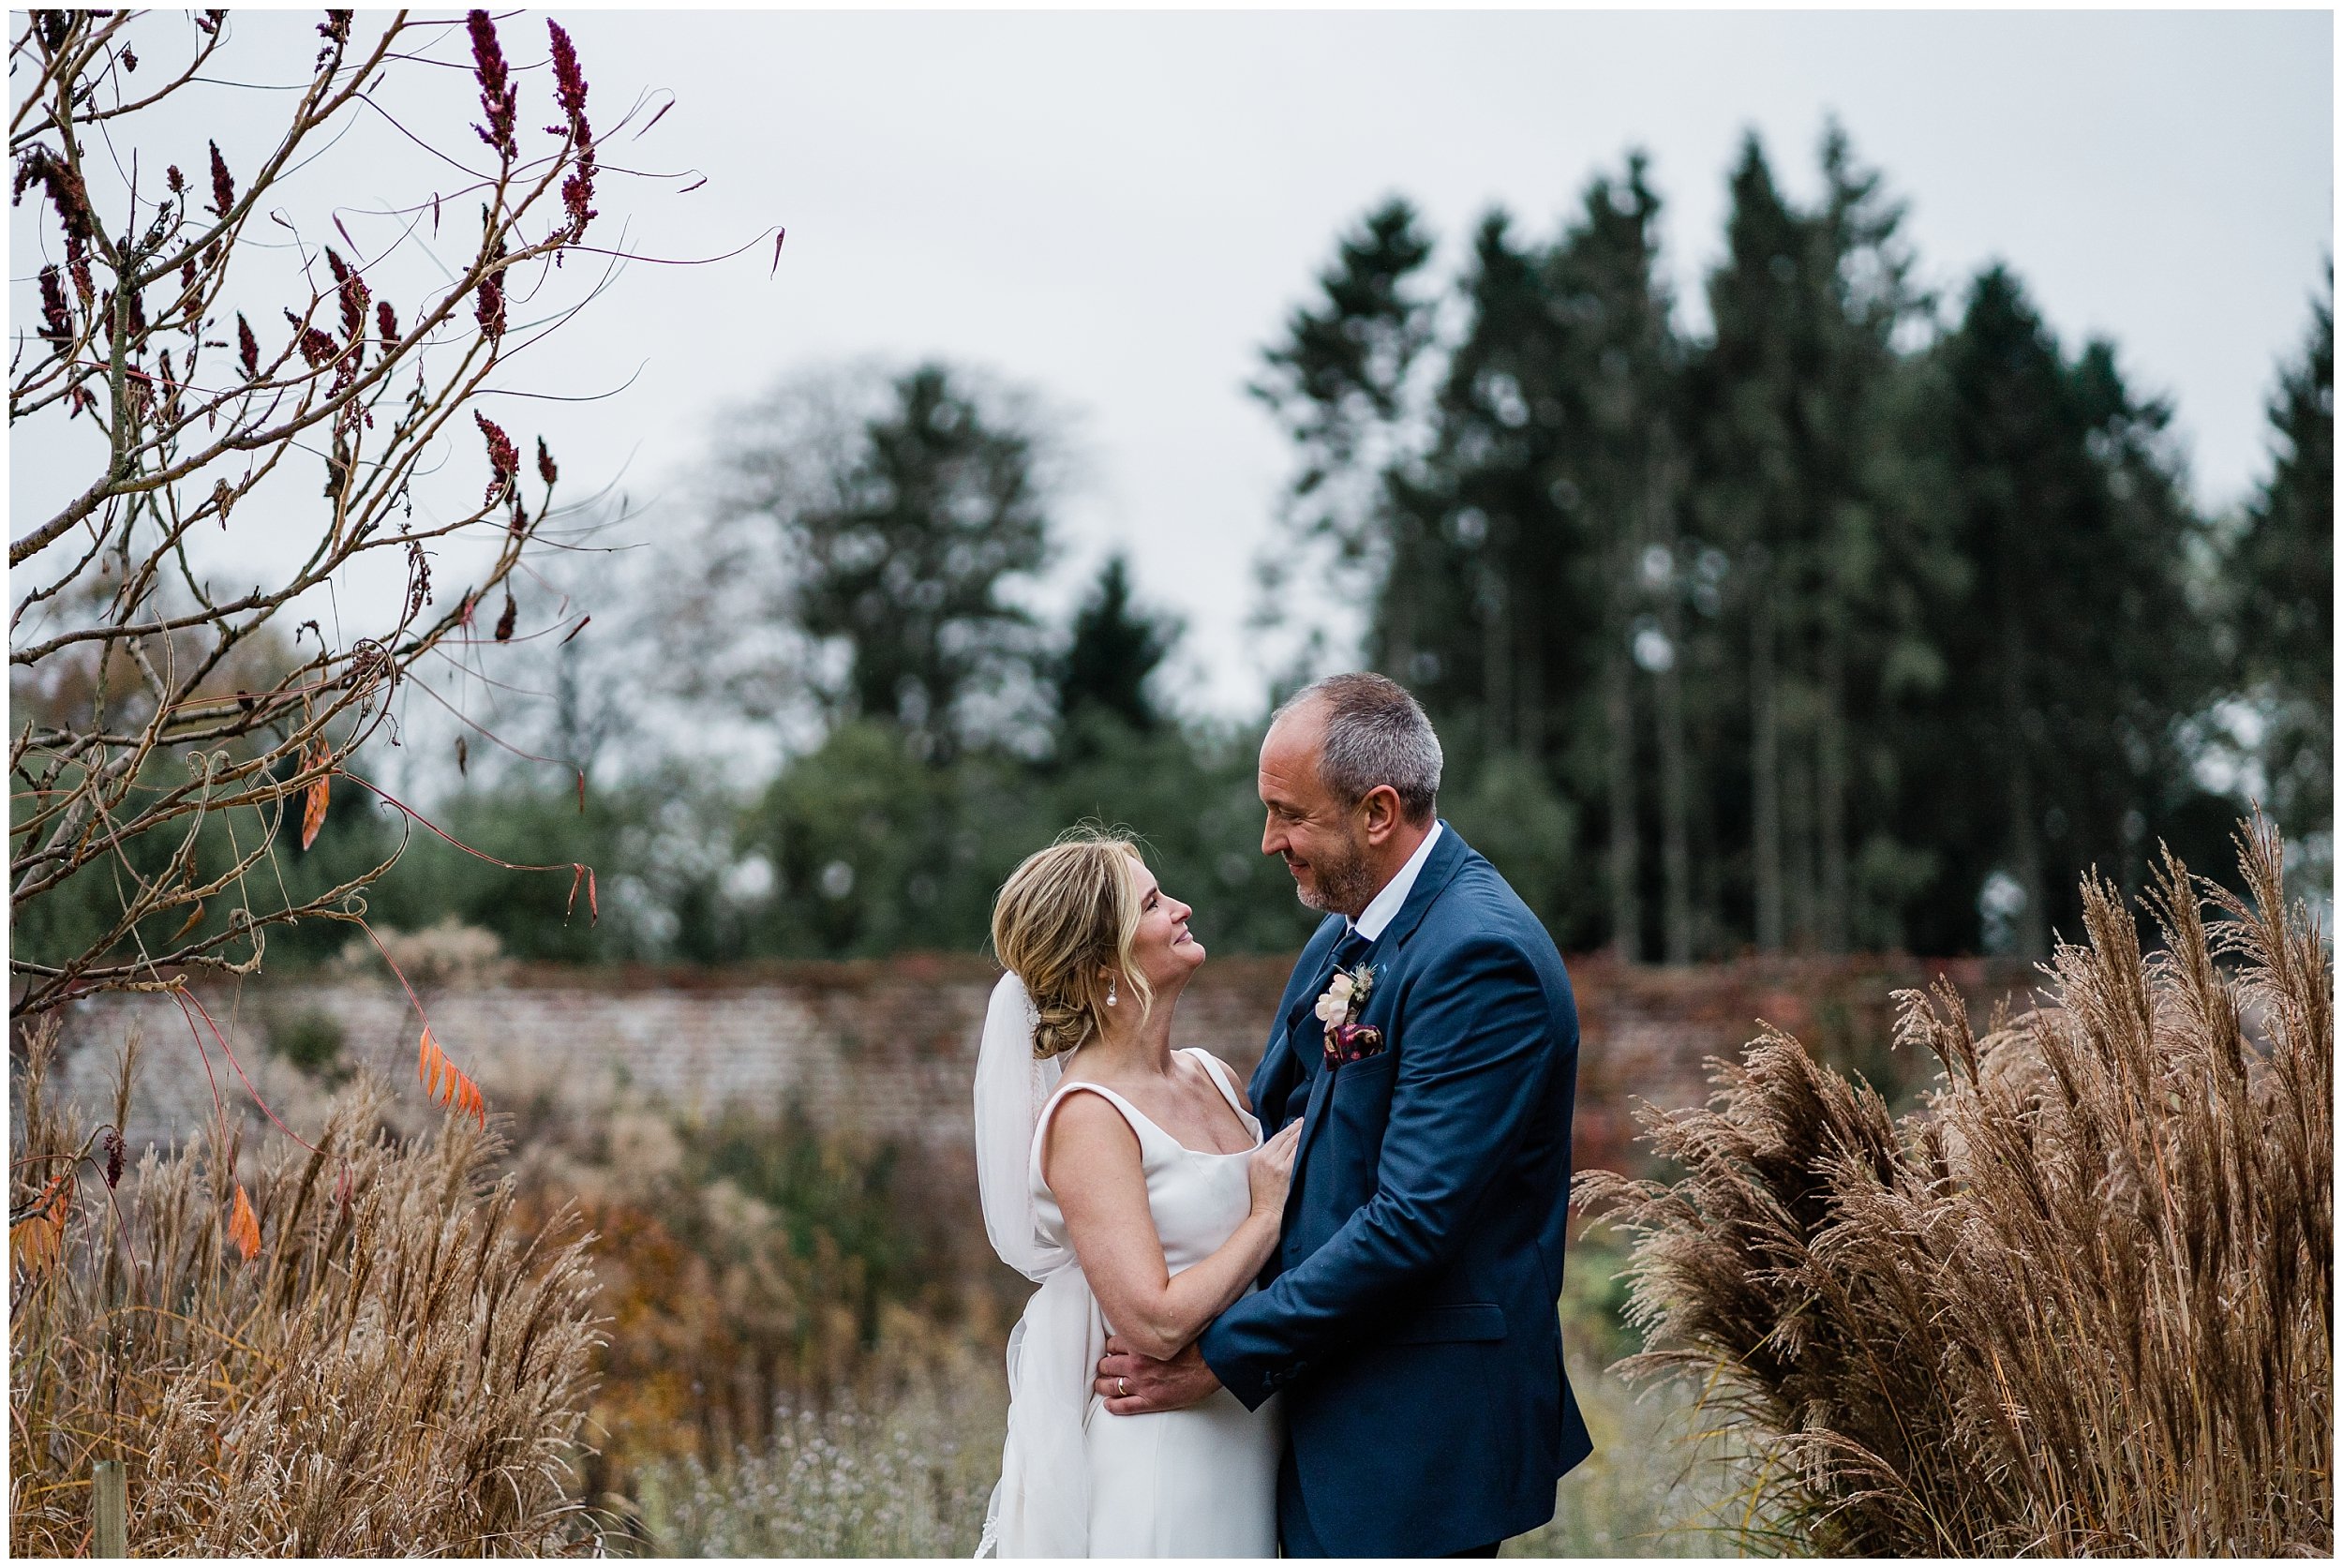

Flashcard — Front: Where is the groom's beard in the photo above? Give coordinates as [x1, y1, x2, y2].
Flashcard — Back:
[1295, 828, 1379, 918]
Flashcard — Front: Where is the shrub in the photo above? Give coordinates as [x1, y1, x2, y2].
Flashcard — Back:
[263, 1007, 348, 1082]
[8, 1027, 604, 1556]
[522, 1091, 1013, 1506]
[1579, 816, 2332, 1554]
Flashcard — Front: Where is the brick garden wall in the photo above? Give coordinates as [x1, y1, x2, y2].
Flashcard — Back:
[31, 951, 2035, 1183]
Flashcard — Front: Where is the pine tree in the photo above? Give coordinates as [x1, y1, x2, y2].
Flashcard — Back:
[1919, 266, 2220, 954]
[1056, 552, 1179, 743]
[1367, 203, 1617, 944]
[1257, 131, 2235, 960]
[1684, 127, 1928, 954]
[1686, 135, 1818, 953]
[2229, 281, 2333, 853]
[1252, 197, 1440, 611]
[1935, 272, 2072, 955]
[1536, 157, 1684, 960]
[1412, 207, 1562, 754]
[771, 364, 1053, 757]
[1807, 124, 1929, 952]
[1344, 161, 1690, 954]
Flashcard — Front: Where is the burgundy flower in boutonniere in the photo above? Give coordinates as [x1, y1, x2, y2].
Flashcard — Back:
[1315, 960, 1385, 1068]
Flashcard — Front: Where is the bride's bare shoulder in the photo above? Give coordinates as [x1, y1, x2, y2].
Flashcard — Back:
[1038, 1080, 1142, 1187]
[1183, 1048, 1252, 1112]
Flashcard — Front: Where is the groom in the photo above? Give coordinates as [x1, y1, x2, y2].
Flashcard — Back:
[1097, 672, 1593, 1556]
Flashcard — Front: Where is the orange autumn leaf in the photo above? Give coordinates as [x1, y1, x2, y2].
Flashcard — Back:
[418, 1025, 486, 1127]
[228, 1181, 261, 1262]
[9, 1170, 74, 1280]
[299, 744, 331, 850]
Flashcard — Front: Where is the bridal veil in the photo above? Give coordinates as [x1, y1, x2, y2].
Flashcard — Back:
[973, 970, 1101, 1557]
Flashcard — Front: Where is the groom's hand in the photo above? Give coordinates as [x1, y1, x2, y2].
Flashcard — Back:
[1096, 1337, 1221, 1414]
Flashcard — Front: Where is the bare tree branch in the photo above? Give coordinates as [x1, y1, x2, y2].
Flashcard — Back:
[8, 7, 683, 1021]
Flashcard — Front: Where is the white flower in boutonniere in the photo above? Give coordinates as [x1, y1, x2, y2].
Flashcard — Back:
[1317, 961, 1383, 1068]
[1314, 971, 1352, 1023]
[1314, 961, 1376, 1026]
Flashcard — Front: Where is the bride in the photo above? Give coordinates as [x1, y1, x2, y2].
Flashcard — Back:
[975, 829, 1300, 1558]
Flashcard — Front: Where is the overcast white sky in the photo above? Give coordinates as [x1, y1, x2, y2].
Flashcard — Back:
[13, 7, 2336, 727]
[544, 5, 2336, 718]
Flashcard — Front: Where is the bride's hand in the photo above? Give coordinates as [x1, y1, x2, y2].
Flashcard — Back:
[1246, 1120, 1304, 1217]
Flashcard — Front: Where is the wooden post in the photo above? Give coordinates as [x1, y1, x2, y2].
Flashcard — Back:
[93, 1459, 127, 1558]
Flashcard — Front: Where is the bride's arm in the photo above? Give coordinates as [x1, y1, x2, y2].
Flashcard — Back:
[1043, 1094, 1302, 1363]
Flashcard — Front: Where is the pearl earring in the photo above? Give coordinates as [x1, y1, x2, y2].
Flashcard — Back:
[1106, 977, 1119, 1008]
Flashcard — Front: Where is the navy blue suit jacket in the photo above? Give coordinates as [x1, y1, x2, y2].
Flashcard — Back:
[1196, 823, 1593, 1556]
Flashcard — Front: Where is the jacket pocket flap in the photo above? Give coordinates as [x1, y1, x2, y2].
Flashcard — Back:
[1390, 1302, 1506, 1344]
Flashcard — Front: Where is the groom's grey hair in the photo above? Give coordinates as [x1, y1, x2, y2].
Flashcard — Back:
[1275, 671, 1443, 824]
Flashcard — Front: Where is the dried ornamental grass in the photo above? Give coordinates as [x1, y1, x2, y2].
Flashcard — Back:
[1578, 816, 2333, 1555]
[9, 1028, 604, 1557]
[619, 1361, 1004, 1559]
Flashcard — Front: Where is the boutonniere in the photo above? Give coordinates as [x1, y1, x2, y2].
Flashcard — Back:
[1315, 960, 1385, 1068]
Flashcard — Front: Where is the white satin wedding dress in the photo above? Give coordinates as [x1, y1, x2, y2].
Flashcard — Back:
[1027, 1050, 1284, 1558]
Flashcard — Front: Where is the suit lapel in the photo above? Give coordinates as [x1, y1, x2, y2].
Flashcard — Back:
[1288, 933, 1374, 1190]
[1282, 932, 1353, 1046]
[1289, 1041, 1340, 1188]
[1374, 821, 1470, 958]
[1284, 825, 1475, 1204]
[1251, 917, 1345, 1127]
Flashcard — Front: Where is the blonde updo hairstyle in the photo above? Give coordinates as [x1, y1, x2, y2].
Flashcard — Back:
[991, 827, 1157, 1059]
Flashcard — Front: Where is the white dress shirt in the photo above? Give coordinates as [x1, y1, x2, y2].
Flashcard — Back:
[1349, 821, 1443, 942]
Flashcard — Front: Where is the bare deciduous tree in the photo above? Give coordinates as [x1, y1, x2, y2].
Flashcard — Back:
[8, 8, 715, 1020]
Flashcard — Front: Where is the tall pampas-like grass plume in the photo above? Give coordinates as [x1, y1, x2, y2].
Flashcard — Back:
[1577, 814, 2332, 1555]
[9, 1036, 604, 1557]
